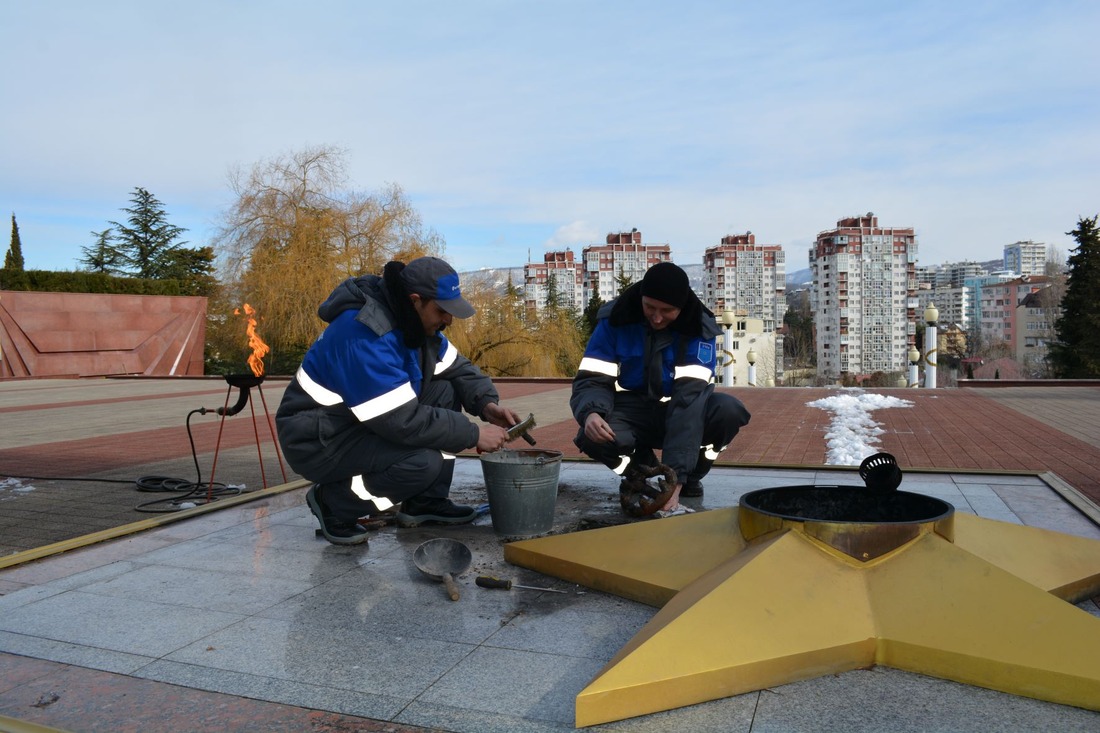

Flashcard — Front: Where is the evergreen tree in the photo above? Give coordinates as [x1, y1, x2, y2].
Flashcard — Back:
[80, 228, 123, 274]
[158, 245, 218, 296]
[1050, 215, 1100, 378]
[583, 291, 606, 339]
[614, 264, 633, 296]
[109, 187, 188, 279]
[4, 213, 25, 270]
[544, 272, 564, 312]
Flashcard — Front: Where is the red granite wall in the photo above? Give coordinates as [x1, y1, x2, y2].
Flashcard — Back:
[0, 291, 207, 377]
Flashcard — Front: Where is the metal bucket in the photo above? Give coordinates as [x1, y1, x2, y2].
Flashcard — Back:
[480, 449, 563, 537]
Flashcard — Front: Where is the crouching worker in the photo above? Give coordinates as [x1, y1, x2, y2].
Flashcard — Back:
[570, 262, 751, 517]
[277, 256, 521, 545]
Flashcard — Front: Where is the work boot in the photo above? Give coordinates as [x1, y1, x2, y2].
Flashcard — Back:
[306, 484, 370, 545]
[396, 496, 477, 528]
[680, 480, 704, 498]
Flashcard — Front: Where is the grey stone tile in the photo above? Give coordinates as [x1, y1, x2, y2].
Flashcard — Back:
[398, 700, 575, 733]
[957, 482, 999, 499]
[0, 590, 246, 657]
[0, 582, 69, 612]
[255, 566, 518, 646]
[76, 563, 314, 615]
[164, 616, 475, 699]
[968, 496, 1022, 524]
[134, 537, 367, 583]
[990, 483, 1100, 539]
[750, 666, 1100, 733]
[597, 693, 758, 732]
[484, 593, 652, 659]
[137, 658, 410, 721]
[0, 629, 155, 674]
[953, 473, 1044, 486]
[416, 645, 605, 725]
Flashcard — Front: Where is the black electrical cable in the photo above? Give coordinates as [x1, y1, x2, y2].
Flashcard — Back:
[133, 407, 242, 512]
[1, 406, 244, 514]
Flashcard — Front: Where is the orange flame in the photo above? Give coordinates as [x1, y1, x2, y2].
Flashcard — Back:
[234, 303, 270, 377]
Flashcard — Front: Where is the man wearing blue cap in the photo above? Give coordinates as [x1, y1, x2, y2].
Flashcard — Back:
[571, 262, 751, 516]
[277, 256, 521, 545]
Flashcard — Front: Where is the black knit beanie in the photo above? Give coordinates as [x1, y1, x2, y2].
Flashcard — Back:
[640, 262, 691, 308]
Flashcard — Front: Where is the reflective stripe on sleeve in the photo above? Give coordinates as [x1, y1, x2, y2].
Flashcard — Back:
[349, 382, 417, 422]
[434, 345, 458, 375]
[674, 364, 713, 382]
[578, 356, 618, 377]
[296, 366, 343, 406]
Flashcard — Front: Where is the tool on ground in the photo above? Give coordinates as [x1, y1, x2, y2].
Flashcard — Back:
[506, 413, 538, 445]
[475, 575, 568, 593]
[413, 538, 472, 601]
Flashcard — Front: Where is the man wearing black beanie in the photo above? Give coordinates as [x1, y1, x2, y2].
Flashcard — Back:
[571, 261, 751, 516]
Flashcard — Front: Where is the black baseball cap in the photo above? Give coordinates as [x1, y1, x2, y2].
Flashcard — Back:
[401, 256, 476, 318]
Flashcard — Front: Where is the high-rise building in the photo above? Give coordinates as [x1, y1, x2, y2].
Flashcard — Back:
[581, 229, 671, 306]
[916, 285, 970, 331]
[809, 213, 918, 380]
[702, 232, 787, 332]
[979, 275, 1052, 345]
[1003, 240, 1047, 277]
[962, 270, 1017, 338]
[523, 249, 584, 312]
[523, 229, 671, 313]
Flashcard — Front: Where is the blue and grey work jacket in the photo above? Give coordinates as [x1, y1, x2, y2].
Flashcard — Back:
[570, 285, 721, 484]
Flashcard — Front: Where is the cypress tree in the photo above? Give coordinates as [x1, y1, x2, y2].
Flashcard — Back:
[4, 213, 25, 270]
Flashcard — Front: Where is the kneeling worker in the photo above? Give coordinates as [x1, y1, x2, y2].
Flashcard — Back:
[277, 256, 521, 545]
[571, 262, 751, 515]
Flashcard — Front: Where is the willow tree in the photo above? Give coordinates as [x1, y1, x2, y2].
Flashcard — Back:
[214, 145, 442, 370]
[446, 273, 586, 378]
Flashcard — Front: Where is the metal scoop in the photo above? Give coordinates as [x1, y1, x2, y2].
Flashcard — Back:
[413, 537, 472, 601]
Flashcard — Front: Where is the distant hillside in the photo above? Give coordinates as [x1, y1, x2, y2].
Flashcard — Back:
[461, 267, 525, 291]
[786, 267, 812, 287]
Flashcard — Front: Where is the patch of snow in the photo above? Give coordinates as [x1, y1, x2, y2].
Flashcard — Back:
[807, 391, 913, 466]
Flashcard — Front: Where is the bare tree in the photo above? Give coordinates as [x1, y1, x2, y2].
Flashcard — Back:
[446, 274, 585, 378]
[213, 145, 442, 364]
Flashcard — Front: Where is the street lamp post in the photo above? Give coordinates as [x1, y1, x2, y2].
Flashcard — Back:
[923, 303, 939, 390]
[908, 346, 920, 388]
[747, 348, 757, 387]
[720, 310, 736, 387]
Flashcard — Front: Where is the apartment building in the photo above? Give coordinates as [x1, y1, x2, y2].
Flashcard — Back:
[963, 270, 1018, 337]
[522, 249, 585, 312]
[916, 261, 986, 291]
[581, 229, 671, 306]
[1003, 240, 1047, 277]
[523, 229, 671, 313]
[1015, 289, 1059, 366]
[809, 213, 918, 380]
[979, 275, 1052, 346]
[702, 232, 787, 332]
[916, 285, 970, 331]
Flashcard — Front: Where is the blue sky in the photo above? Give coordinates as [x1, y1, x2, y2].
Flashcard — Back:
[2, 1, 1098, 275]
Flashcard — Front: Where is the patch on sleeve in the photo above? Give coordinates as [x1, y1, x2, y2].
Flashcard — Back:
[696, 342, 715, 364]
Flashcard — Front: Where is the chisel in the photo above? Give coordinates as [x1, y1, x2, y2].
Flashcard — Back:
[475, 575, 567, 593]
